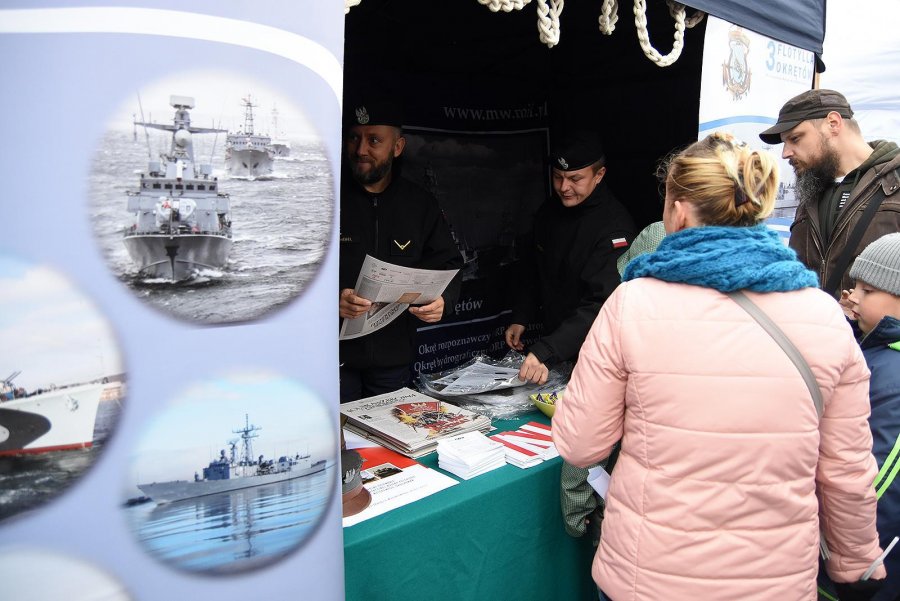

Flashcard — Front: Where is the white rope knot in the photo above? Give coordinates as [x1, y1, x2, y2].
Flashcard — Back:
[478, 0, 531, 11]
[598, 0, 619, 35]
[633, 0, 704, 67]
[536, 0, 564, 47]
[346, 0, 706, 64]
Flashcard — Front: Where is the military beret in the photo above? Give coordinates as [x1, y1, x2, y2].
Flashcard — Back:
[550, 131, 605, 171]
[345, 99, 404, 128]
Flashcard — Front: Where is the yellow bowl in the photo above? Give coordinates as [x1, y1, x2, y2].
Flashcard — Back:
[530, 392, 560, 418]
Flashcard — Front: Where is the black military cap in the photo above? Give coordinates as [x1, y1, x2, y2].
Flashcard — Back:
[550, 131, 605, 171]
[759, 89, 854, 145]
[345, 99, 404, 129]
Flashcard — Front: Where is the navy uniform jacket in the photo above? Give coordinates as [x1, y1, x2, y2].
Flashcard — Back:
[511, 182, 635, 365]
[339, 172, 463, 369]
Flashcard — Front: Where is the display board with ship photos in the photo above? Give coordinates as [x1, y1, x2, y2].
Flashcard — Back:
[0, 3, 344, 600]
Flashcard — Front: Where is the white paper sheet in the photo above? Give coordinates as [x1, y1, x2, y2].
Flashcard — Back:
[340, 255, 459, 340]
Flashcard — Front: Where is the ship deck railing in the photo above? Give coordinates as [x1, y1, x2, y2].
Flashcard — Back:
[123, 227, 232, 238]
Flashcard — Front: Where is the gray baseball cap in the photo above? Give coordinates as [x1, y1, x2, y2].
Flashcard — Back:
[759, 89, 854, 145]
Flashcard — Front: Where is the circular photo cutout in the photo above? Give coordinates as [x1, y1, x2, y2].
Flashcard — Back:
[89, 71, 334, 324]
[123, 373, 335, 575]
[0, 547, 132, 600]
[0, 254, 125, 524]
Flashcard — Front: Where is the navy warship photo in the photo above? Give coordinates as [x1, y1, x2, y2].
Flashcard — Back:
[125, 95, 233, 281]
[138, 414, 326, 504]
[225, 95, 274, 178]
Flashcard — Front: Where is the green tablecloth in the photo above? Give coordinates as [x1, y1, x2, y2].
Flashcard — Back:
[342, 412, 597, 601]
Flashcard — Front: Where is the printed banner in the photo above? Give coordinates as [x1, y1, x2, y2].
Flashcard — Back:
[699, 16, 816, 219]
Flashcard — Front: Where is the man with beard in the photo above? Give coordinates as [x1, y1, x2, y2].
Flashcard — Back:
[760, 89, 900, 298]
[339, 100, 463, 402]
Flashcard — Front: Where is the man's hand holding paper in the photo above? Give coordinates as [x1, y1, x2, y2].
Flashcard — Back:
[340, 288, 372, 319]
[410, 296, 444, 323]
[339, 255, 459, 340]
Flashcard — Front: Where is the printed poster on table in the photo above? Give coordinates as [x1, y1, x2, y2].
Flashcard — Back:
[341, 440, 458, 528]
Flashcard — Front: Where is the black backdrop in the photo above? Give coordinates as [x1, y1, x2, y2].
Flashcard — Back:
[342, 0, 824, 375]
[344, 0, 708, 228]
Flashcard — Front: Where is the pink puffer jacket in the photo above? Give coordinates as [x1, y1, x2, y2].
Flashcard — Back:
[553, 278, 885, 600]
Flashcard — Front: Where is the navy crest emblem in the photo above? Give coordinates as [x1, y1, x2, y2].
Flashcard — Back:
[557, 157, 569, 169]
[355, 106, 370, 125]
[722, 27, 751, 100]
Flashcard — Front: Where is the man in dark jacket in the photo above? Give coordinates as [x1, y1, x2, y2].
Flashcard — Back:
[339, 101, 463, 402]
[505, 131, 635, 384]
[759, 89, 900, 298]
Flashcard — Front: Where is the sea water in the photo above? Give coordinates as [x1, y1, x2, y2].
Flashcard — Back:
[124, 467, 333, 573]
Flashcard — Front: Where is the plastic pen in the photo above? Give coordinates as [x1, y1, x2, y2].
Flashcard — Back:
[861, 536, 899, 581]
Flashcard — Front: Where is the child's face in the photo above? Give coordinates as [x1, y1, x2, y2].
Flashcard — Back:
[847, 280, 900, 334]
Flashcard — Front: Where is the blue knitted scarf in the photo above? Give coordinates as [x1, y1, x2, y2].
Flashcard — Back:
[622, 224, 818, 292]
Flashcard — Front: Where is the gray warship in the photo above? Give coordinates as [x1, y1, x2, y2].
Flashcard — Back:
[125, 95, 233, 281]
[225, 95, 274, 178]
[268, 104, 291, 158]
[137, 414, 326, 504]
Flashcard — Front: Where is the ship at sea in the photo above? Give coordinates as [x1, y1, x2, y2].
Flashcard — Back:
[225, 95, 274, 178]
[268, 104, 291, 158]
[0, 371, 103, 456]
[125, 95, 233, 281]
[138, 414, 326, 504]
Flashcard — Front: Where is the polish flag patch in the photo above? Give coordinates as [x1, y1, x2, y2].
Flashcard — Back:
[612, 237, 629, 249]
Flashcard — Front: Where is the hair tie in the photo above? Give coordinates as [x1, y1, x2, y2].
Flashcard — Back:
[734, 182, 748, 206]
[734, 171, 748, 207]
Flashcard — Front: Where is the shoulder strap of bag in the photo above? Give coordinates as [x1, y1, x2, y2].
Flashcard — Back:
[822, 172, 895, 295]
[726, 290, 824, 418]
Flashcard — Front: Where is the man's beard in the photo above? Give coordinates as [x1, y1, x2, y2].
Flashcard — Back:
[351, 153, 393, 186]
[794, 139, 841, 207]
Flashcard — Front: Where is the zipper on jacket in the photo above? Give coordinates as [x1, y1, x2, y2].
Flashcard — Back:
[372, 196, 379, 255]
[366, 195, 379, 365]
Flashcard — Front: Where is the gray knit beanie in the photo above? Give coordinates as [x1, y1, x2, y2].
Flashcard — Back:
[849, 232, 900, 296]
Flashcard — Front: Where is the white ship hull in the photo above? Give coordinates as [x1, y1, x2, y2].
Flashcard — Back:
[123, 233, 232, 281]
[0, 383, 103, 455]
[138, 460, 327, 504]
[270, 141, 291, 158]
[226, 147, 274, 178]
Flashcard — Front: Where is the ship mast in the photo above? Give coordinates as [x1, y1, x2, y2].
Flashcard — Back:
[242, 95, 257, 135]
[233, 414, 261, 466]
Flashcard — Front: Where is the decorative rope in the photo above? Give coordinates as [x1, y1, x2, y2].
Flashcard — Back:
[633, 0, 705, 67]
[536, 0, 564, 47]
[478, 0, 530, 11]
[344, 0, 705, 64]
[598, 0, 619, 35]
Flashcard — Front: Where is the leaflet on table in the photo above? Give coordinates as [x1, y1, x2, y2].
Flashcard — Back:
[339, 255, 459, 340]
[340, 387, 492, 457]
[490, 421, 556, 468]
[436, 431, 506, 480]
[342, 444, 459, 527]
[428, 358, 528, 395]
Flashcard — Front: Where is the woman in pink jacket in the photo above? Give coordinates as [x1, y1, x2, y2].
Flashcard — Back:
[553, 133, 886, 600]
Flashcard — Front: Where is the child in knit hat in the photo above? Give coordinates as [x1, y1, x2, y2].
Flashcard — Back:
[837, 232, 900, 601]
